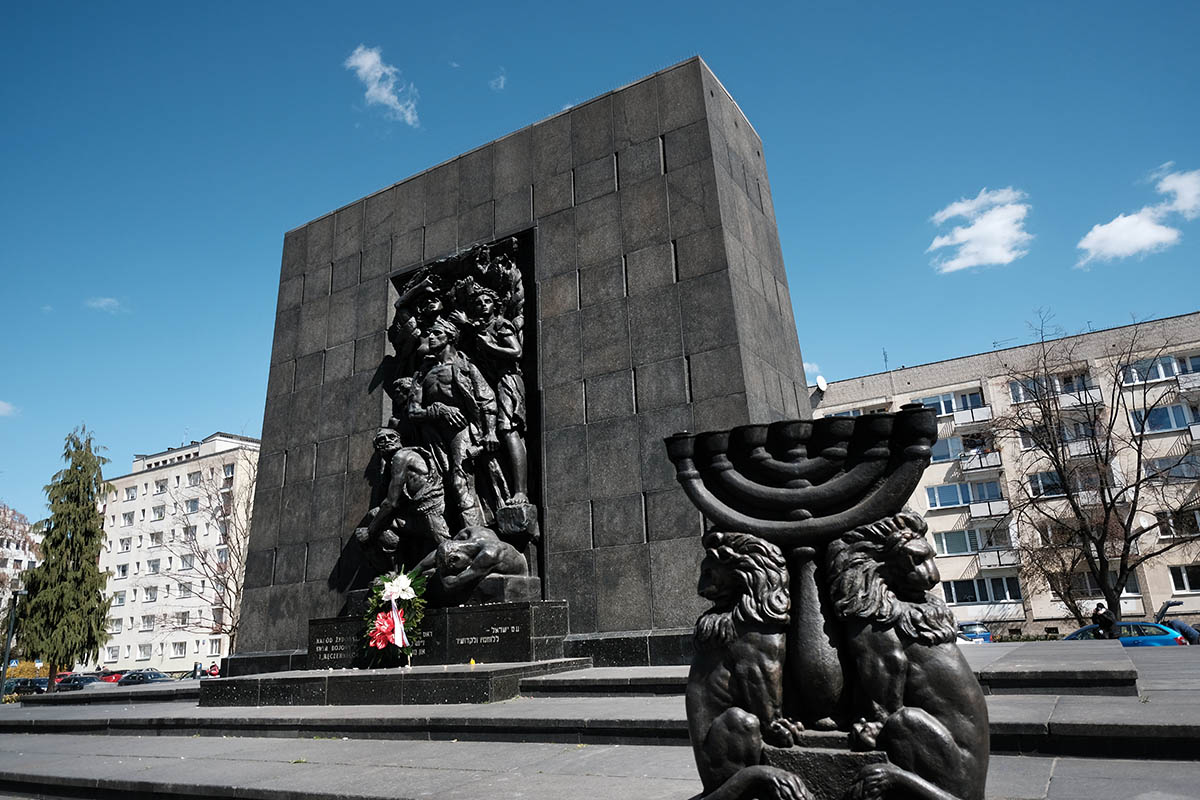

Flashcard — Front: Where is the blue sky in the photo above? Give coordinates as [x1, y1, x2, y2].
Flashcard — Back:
[2, 2, 1198, 519]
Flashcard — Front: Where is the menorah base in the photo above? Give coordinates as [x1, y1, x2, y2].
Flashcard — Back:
[763, 742, 888, 800]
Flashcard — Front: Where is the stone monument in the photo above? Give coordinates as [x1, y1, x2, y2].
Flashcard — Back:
[232, 56, 810, 674]
[665, 411, 989, 800]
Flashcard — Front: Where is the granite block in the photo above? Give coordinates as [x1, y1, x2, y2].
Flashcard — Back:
[391, 228, 424, 272]
[574, 155, 616, 204]
[244, 548, 276, 590]
[617, 138, 663, 189]
[327, 286, 358, 348]
[260, 675, 327, 706]
[638, 404, 694, 492]
[645, 487, 701, 541]
[656, 60, 705, 133]
[257, 451, 286, 490]
[650, 538, 705, 628]
[532, 112, 572, 179]
[277, 275, 303, 312]
[303, 263, 331, 304]
[284, 442, 316, 485]
[688, 344, 743, 401]
[293, 351, 323, 390]
[539, 310, 581, 387]
[629, 289, 683, 365]
[614, 77, 659, 149]
[663, 119, 711, 173]
[424, 161, 459, 223]
[620, 176, 669, 251]
[260, 393, 292, 450]
[592, 493, 645, 548]
[393, 176, 424, 233]
[363, 188, 395, 246]
[280, 479, 314, 544]
[543, 425, 589, 505]
[270, 306, 300, 365]
[297, 297, 329, 356]
[250, 486, 282, 549]
[281, 228, 307, 280]
[318, 377, 354, 440]
[667, 160, 721, 239]
[680, 271, 737, 353]
[353, 332, 385, 374]
[360, 241, 391, 283]
[267, 360, 295, 398]
[534, 170, 573, 218]
[585, 370, 634, 422]
[459, 201, 494, 247]
[287, 386, 320, 447]
[575, 193, 621, 267]
[586, 416, 641, 498]
[424, 216, 457, 260]
[635, 358, 688, 411]
[545, 501, 592, 554]
[693, 392, 750, 431]
[538, 270, 578, 319]
[200, 676, 261, 707]
[648, 629, 694, 666]
[535, 208, 575, 279]
[458, 145, 493, 211]
[543, 380, 585, 431]
[581, 299, 630, 377]
[266, 583, 306, 646]
[333, 202, 363, 260]
[356, 277, 390, 339]
[675, 226, 726, 280]
[495, 187, 532, 233]
[571, 96, 613, 165]
[332, 253, 360, 293]
[312, 473, 346, 540]
[315, 436, 348, 478]
[493, 128, 532, 195]
[274, 543, 307, 585]
[325, 341, 354, 382]
[579, 260, 624, 307]
[625, 242, 675, 295]
[563, 631, 649, 667]
[547, 549, 596, 634]
[306, 215, 333, 269]
[595, 544, 652, 631]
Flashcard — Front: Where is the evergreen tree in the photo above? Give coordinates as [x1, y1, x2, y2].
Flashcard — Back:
[18, 427, 111, 691]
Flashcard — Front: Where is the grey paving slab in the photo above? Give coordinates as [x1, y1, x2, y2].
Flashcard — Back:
[985, 695, 1058, 736]
[982, 754, 1054, 800]
[1046, 755, 1200, 800]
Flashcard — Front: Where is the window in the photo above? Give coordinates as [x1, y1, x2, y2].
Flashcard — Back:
[943, 576, 1022, 604]
[930, 437, 964, 463]
[174, 611, 189, 626]
[1171, 565, 1200, 593]
[958, 390, 984, 410]
[125, 486, 137, 501]
[119, 537, 131, 552]
[121, 512, 134, 527]
[223, 464, 235, 479]
[1029, 471, 1064, 497]
[154, 479, 167, 495]
[185, 499, 200, 514]
[179, 582, 192, 597]
[1060, 372, 1094, 393]
[188, 471, 202, 487]
[217, 547, 229, 564]
[1178, 354, 1200, 374]
[140, 615, 154, 631]
[145, 585, 158, 602]
[112, 591, 125, 606]
[106, 646, 119, 662]
[830, 408, 862, 417]
[152, 505, 165, 521]
[138, 644, 152, 660]
[212, 607, 226, 627]
[181, 554, 195, 571]
[147, 559, 160, 574]
[115, 564, 128, 579]
[1058, 571, 1140, 598]
[108, 618, 123, 634]
[209, 638, 222, 656]
[150, 531, 163, 547]
[1122, 356, 1179, 385]
[933, 529, 978, 555]
[1157, 510, 1200, 539]
[913, 393, 955, 416]
[1145, 455, 1200, 481]
[1131, 404, 1199, 433]
[1009, 378, 1050, 403]
[927, 483, 970, 508]
[184, 525, 197, 541]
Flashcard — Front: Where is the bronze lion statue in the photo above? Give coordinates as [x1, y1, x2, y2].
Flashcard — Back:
[687, 530, 811, 800]
[826, 512, 989, 800]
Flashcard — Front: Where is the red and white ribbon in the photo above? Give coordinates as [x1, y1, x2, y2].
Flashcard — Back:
[390, 600, 409, 649]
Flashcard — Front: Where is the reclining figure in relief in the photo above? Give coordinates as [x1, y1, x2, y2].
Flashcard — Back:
[417, 525, 528, 606]
[827, 512, 989, 800]
[687, 530, 811, 800]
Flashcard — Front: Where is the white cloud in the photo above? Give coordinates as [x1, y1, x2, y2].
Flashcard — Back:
[927, 187, 1033, 273]
[344, 45, 419, 127]
[489, 69, 506, 91]
[449, 61, 460, 69]
[803, 361, 821, 375]
[0, 401, 15, 417]
[40, 305, 52, 313]
[1076, 164, 1199, 267]
[85, 297, 122, 313]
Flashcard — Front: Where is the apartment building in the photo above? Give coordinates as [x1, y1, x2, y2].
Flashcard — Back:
[93, 432, 258, 672]
[813, 312, 1200, 637]
[0, 504, 39, 613]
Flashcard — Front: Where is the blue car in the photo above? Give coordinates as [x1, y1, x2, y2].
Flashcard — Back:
[1063, 621, 1187, 646]
[957, 622, 993, 643]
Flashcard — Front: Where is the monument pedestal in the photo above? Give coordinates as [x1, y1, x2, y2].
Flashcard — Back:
[763, 741, 887, 800]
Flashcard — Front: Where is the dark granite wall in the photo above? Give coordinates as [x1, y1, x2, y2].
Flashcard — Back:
[238, 57, 809, 660]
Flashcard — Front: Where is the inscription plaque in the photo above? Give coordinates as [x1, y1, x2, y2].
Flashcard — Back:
[308, 617, 365, 670]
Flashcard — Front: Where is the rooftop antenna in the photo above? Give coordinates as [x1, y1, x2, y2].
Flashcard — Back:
[992, 337, 1017, 349]
[882, 348, 889, 371]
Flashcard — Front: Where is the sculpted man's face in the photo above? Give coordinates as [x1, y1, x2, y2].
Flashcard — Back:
[426, 327, 449, 352]
[418, 295, 443, 318]
[471, 292, 496, 318]
[374, 431, 402, 453]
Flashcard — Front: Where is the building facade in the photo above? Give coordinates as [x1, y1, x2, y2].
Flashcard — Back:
[94, 433, 259, 672]
[814, 313, 1200, 638]
[0, 503, 39, 614]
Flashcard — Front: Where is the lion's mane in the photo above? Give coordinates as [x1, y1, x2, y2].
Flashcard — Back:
[826, 512, 957, 646]
[694, 531, 790, 648]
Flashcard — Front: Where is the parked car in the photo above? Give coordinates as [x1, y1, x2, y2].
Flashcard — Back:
[57, 674, 103, 692]
[98, 670, 125, 683]
[957, 622, 993, 643]
[11, 678, 48, 695]
[53, 672, 73, 684]
[1063, 622, 1187, 646]
[116, 669, 174, 687]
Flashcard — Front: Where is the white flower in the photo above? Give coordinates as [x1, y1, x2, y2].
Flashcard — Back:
[381, 573, 416, 602]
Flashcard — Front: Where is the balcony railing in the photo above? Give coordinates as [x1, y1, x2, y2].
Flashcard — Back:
[1058, 386, 1104, 410]
[1065, 439, 1098, 459]
[1178, 372, 1200, 399]
[977, 548, 1020, 568]
[969, 499, 1009, 518]
[953, 406, 993, 428]
[1190, 422, 1200, 444]
[960, 450, 1002, 472]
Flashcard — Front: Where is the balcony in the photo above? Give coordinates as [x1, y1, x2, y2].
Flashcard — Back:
[953, 406, 993, 430]
[977, 548, 1020, 568]
[1178, 372, 1200, 400]
[969, 499, 1010, 519]
[1191, 422, 1200, 444]
[960, 450, 1003, 474]
[1058, 386, 1104, 410]
[1066, 439, 1098, 459]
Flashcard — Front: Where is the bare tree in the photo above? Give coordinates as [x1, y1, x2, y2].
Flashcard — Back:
[990, 314, 1200, 624]
[152, 448, 257, 654]
[0, 502, 39, 601]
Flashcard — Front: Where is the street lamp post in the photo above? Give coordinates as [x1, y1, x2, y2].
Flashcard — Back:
[0, 590, 27, 691]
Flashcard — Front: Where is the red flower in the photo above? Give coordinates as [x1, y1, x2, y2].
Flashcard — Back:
[369, 611, 394, 649]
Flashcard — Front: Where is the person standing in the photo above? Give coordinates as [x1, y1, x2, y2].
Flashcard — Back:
[1092, 603, 1117, 640]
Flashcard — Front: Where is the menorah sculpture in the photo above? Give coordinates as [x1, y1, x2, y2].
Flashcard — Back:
[665, 405, 989, 800]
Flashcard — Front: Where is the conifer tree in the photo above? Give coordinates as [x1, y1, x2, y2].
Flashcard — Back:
[18, 427, 111, 691]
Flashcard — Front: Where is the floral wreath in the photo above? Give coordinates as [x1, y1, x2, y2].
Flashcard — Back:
[364, 568, 427, 664]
